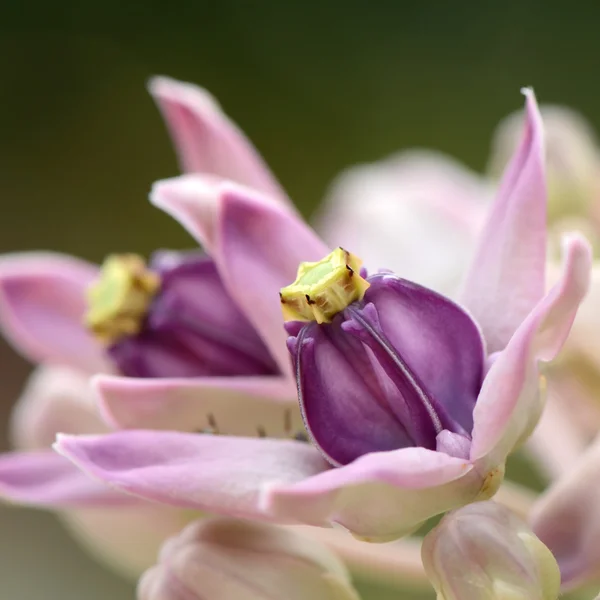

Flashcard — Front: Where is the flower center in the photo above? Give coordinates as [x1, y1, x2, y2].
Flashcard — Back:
[84, 254, 161, 344]
[279, 247, 370, 324]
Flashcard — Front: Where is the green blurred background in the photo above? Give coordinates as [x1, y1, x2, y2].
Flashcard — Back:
[1, 2, 600, 598]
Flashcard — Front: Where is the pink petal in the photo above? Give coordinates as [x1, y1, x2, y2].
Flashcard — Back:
[216, 184, 330, 372]
[0, 252, 107, 372]
[54, 431, 329, 520]
[531, 433, 600, 590]
[470, 234, 592, 469]
[525, 374, 589, 481]
[149, 76, 288, 203]
[0, 449, 135, 507]
[317, 150, 491, 296]
[264, 447, 479, 541]
[460, 89, 547, 353]
[94, 374, 302, 438]
[11, 365, 107, 451]
[152, 178, 330, 372]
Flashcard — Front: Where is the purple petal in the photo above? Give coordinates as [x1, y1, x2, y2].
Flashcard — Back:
[0, 449, 136, 507]
[470, 234, 592, 469]
[362, 275, 485, 433]
[264, 446, 481, 540]
[94, 374, 302, 438]
[149, 76, 289, 203]
[55, 431, 329, 520]
[0, 252, 107, 371]
[460, 89, 546, 353]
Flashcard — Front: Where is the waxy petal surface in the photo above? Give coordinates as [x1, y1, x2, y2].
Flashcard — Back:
[470, 235, 592, 469]
[461, 90, 547, 353]
[0, 449, 135, 507]
[149, 76, 288, 203]
[264, 447, 480, 540]
[94, 374, 301, 438]
[55, 431, 329, 520]
[0, 253, 106, 372]
[531, 433, 600, 590]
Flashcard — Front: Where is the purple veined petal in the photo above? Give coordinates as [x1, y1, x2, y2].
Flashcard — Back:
[263, 446, 480, 541]
[54, 431, 330, 520]
[215, 184, 330, 373]
[11, 365, 107, 451]
[470, 234, 592, 470]
[316, 150, 491, 295]
[361, 275, 485, 434]
[531, 433, 600, 591]
[0, 252, 108, 372]
[460, 89, 547, 353]
[148, 76, 289, 204]
[0, 449, 137, 507]
[292, 321, 419, 466]
[93, 374, 302, 438]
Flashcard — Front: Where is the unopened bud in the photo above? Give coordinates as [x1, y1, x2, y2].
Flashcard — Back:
[138, 518, 360, 600]
[422, 501, 560, 600]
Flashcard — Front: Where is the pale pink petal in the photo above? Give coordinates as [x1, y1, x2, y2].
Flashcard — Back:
[264, 447, 479, 541]
[214, 184, 330, 372]
[0, 252, 107, 372]
[149, 76, 288, 203]
[531, 433, 600, 590]
[525, 374, 589, 481]
[94, 374, 302, 437]
[152, 178, 330, 372]
[151, 175, 222, 255]
[316, 150, 491, 296]
[460, 90, 547, 353]
[0, 449, 135, 507]
[61, 505, 193, 579]
[11, 365, 107, 451]
[54, 431, 329, 520]
[470, 234, 592, 469]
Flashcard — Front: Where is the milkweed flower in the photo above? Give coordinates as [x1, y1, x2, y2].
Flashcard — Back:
[320, 101, 600, 481]
[137, 518, 360, 600]
[53, 89, 591, 542]
[422, 501, 560, 600]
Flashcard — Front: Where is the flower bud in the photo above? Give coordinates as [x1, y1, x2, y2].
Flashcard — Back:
[422, 501, 560, 600]
[86, 251, 278, 378]
[137, 518, 360, 600]
[282, 250, 485, 466]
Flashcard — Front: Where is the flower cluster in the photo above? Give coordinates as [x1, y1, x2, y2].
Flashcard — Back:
[1, 75, 600, 599]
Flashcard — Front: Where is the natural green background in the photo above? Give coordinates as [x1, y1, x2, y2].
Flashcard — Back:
[1, 2, 600, 598]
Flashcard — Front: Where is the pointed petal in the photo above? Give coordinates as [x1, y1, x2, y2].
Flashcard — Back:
[151, 175, 222, 255]
[264, 447, 481, 541]
[316, 150, 490, 295]
[0, 252, 107, 371]
[11, 365, 107, 451]
[216, 184, 330, 372]
[460, 90, 546, 353]
[55, 431, 329, 519]
[94, 374, 302, 438]
[152, 178, 330, 372]
[149, 76, 288, 203]
[0, 449, 135, 507]
[470, 234, 592, 469]
[531, 433, 600, 590]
